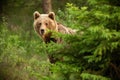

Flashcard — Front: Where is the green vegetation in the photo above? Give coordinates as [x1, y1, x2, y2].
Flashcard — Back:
[0, 0, 120, 80]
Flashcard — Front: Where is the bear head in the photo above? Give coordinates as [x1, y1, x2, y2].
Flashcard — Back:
[33, 11, 58, 43]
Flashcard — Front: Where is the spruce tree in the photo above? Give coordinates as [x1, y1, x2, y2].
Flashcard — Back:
[48, 0, 120, 80]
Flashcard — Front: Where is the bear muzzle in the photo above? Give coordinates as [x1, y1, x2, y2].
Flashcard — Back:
[40, 29, 45, 35]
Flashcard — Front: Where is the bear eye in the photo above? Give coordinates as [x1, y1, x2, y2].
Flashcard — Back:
[38, 23, 41, 26]
[45, 23, 48, 26]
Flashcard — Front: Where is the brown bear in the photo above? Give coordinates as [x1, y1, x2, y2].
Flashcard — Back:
[33, 11, 76, 63]
[33, 11, 76, 43]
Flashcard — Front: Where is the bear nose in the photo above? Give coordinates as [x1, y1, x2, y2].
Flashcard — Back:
[40, 29, 44, 35]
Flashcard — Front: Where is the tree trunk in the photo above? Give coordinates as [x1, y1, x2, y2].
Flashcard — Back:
[42, 0, 52, 14]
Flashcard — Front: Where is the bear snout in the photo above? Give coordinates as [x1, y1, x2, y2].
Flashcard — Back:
[40, 29, 45, 35]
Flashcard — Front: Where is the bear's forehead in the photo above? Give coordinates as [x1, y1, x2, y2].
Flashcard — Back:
[37, 17, 50, 22]
[40, 14, 48, 17]
[36, 14, 53, 22]
[39, 14, 49, 20]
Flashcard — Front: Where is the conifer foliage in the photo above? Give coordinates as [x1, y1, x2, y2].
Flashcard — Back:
[48, 0, 120, 80]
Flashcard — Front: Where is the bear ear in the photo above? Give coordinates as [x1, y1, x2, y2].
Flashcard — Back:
[48, 12, 55, 20]
[33, 11, 40, 20]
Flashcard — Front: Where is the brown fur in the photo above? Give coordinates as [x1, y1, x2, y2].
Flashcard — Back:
[33, 11, 76, 63]
[33, 11, 76, 43]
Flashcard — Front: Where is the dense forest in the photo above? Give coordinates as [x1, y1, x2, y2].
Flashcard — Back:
[0, 0, 120, 80]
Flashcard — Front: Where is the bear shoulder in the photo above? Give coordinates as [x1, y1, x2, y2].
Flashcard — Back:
[57, 23, 76, 34]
